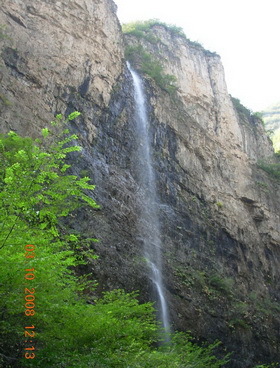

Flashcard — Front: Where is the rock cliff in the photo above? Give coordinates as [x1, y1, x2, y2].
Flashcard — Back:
[124, 25, 280, 366]
[0, 2, 279, 367]
[0, 0, 123, 138]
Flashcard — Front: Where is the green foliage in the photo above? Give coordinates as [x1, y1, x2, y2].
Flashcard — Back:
[0, 93, 12, 106]
[0, 113, 229, 367]
[252, 111, 263, 120]
[137, 333, 229, 368]
[0, 112, 99, 365]
[68, 111, 81, 120]
[28, 290, 160, 368]
[228, 318, 250, 330]
[122, 19, 217, 54]
[215, 201, 223, 208]
[123, 19, 218, 92]
[174, 266, 206, 289]
[254, 101, 280, 152]
[256, 181, 269, 192]
[252, 111, 265, 126]
[257, 154, 280, 180]
[208, 274, 234, 296]
[262, 101, 280, 133]
[272, 127, 280, 152]
[122, 19, 186, 41]
[174, 266, 235, 302]
[231, 96, 252, 120]
[0, 24, 8, 41]
[125, 45, 177, 94]
[252, 294, 280, 316]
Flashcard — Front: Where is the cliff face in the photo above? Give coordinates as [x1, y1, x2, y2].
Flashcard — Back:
[1, 3, 280, 367]
[125, 26, 279, 247]
[124, 27, 280, 366]
[0, 0, 123, 138]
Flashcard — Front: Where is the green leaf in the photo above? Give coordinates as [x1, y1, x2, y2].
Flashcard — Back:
[56, 113, 63, 120]
[42, 127, 49, 138]
[68, 111, 81, 121]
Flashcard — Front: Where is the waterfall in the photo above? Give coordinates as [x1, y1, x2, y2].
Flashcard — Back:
[127, 62, 170, 335]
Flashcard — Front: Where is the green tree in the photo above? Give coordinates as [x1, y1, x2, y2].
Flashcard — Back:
[0, 112, 99, 365]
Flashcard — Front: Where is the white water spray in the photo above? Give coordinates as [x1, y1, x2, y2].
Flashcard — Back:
[127, 62, 170, 334]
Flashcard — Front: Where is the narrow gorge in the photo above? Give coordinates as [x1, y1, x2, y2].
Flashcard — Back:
[0, 0, 279, 367]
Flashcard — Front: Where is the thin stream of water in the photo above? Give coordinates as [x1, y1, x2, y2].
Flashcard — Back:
[127, 61, 170, 334]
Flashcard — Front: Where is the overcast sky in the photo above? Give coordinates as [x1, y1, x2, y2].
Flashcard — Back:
[114, 0, 280, 112]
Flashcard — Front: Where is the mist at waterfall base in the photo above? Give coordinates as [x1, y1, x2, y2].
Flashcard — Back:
[127, 61, 170, 336]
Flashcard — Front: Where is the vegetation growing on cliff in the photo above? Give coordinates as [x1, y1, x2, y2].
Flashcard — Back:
[258, 153, 280, 180]
[231, 96, 251, 119]
[122, 19, 207, 50]
[123, 19, 186, 41]
[0, 24, 8, 40]
[262, 102, 280, 152]
[262, 102, 280, 132]
[231, 96, 265, 126]
[272, 129, 280, 152]
[0, 113, 229, 367]
[253, 100, 280, 174]
[125, 45, 177, 94]
[232, 98, 280, 153]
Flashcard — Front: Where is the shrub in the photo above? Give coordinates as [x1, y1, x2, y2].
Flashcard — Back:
[208, 274, 234, 297]
[122, 19, 186, 40]
[257, 155, 280, 180]
[231, 96, 252, 120]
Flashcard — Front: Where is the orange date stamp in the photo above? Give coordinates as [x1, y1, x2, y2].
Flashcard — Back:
[24, 244, 36, 360]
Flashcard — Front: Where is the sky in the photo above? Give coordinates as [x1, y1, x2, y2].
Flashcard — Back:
[114, 0, 280, 112]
